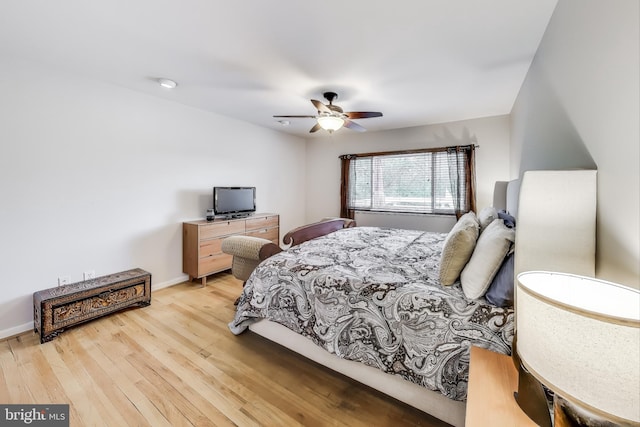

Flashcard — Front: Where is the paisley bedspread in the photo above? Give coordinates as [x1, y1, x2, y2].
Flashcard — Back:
[229, 226, 514, 401]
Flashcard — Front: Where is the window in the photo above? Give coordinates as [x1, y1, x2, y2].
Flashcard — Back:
[340, 145, 476, 218]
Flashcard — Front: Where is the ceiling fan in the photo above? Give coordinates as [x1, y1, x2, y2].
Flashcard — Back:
[274, 92, 383, 133]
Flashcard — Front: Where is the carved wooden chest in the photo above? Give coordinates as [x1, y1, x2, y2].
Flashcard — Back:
[33, 268, 151, 343]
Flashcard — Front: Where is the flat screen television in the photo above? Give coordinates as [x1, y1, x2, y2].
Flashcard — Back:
[213, 187, 256, 217]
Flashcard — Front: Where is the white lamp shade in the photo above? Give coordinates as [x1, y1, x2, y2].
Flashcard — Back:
[516, 271, 640, 423]
[317, 115, 344, 131]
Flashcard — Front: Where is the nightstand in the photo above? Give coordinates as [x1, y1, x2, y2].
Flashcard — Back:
[466, 346, 538, 426]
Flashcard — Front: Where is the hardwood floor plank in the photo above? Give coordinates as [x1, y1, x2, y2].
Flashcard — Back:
[119, 311, 262, 426]
[8, 335, 59, 403]
[55, 331, 135, 426]
[38, 337, 104, 426]
[82, 321, 177, 427]
[64, 328, 151, 426]
[156, 302, 344, 424]
[102, 304, 256, 427]
[80, 327, 172, 427]
[121, 306, 315, 426]
[0, 272, 451, 426]
[0, 340, 31, 404]
[0, 363, 7, 404]
[122, 336, 235, 427]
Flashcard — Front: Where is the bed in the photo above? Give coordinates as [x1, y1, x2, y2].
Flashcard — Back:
[226, 170, 596, 426]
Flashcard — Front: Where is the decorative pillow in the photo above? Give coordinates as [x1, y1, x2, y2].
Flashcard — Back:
[460, 219, 515, 299]
[498, 210, 516, 228]
[478, 206, 498, 232]
[484, 251, 515, 307]
[438, 212, 480, 286]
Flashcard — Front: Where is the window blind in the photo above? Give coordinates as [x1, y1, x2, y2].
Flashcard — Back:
[345, 147, 473, 215]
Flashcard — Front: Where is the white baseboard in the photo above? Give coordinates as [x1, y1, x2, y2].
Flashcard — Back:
[0, 322, 35, 341]
[0, 275, 190, 341]
[153, 275, 189, 291]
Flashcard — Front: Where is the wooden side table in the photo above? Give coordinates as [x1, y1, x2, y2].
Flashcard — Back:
[466, 346, 538, 426]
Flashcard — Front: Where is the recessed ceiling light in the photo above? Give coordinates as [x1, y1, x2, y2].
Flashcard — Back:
[158, 78, 177, 89]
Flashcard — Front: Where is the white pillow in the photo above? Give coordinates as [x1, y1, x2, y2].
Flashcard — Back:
[439, 212, 480, 286]
[477, 206, 498, 232]
[460, 219, 515, 299]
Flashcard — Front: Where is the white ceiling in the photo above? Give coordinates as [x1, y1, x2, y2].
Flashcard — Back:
[0, 0, 558, 137]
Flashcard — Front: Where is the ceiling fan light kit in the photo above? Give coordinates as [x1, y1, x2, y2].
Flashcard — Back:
[317, 115, 344, 132]
[274, 91, 382, 134]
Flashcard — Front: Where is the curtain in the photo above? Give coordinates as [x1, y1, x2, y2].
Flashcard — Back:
[447, 144, 476, 218]
[339, 155, 356, 219]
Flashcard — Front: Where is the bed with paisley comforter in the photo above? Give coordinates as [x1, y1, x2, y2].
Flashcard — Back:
[226, 171, 596, 427]
[230, 226, 514, 400]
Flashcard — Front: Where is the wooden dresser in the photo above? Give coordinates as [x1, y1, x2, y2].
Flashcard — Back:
[182, 213, 279, 285]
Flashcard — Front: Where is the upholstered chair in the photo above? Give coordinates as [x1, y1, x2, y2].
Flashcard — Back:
[221, 236, 278, 284]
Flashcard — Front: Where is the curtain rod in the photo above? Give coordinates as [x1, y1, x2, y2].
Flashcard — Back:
[339, 144, 479, 159]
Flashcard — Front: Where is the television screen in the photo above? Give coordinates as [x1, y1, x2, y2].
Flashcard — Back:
[213, 187, 256, 216]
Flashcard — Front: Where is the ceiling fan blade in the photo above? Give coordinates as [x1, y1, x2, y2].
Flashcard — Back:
[311, 99, 332, 114]
[273, 115, 317, 118]
[309, 123, 322, 133]
[344, 119, 366, 132]
[345, 111, 383, 119]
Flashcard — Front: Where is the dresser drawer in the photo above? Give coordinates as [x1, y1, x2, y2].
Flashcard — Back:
[199, 238, 224, 258]
[246, 215, 278, 231]
[245, 227, 279, 242]
[199, 253, 233, 275]
[200, 221, 245, 239]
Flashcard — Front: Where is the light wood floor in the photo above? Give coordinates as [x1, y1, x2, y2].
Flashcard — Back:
[0, 272, 451, 426]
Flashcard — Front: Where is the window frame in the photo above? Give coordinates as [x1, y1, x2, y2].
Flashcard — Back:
[339, 145, 476, 218]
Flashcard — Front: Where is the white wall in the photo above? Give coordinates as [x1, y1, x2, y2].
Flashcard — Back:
[510, 0, 639, 287]
[305, 115, 511, 230]
[0, 57, 306, 338]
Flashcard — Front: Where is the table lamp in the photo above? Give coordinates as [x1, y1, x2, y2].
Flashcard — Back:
[515, 271, 640, 426]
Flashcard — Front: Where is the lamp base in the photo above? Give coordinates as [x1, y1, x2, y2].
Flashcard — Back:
[554, 395, 619, 427]
[513, 364, 553, 427]
[512, 335, 552, 427]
